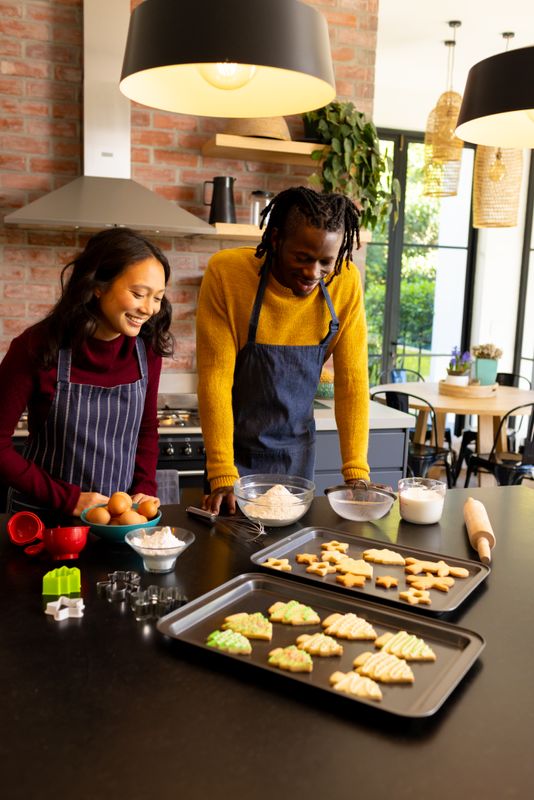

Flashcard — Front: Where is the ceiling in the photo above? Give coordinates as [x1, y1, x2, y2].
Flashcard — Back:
[374, 0, 533, 132]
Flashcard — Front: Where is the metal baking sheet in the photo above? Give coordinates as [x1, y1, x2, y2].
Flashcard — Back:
[250, 527, 490, 614]
[157, 573, 485, 718]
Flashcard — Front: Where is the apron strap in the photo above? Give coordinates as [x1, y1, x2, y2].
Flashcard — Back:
[135, 337, 148, 379]
[318, 279, 340, 345]
[247, 269, 340, 346]
[57, 348, 71, 382]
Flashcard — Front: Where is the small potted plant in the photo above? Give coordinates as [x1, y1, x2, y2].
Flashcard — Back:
[302, 101, 400, 232]
[471, 344, 503, 385]
[446, 347, 472, 386]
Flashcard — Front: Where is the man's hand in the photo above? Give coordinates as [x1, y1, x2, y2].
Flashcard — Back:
[202, 486, 236, 515]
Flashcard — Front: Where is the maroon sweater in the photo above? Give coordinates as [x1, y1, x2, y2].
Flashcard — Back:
[0, 323, 161, 513]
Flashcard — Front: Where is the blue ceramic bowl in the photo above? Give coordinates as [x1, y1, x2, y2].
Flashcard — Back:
[81, 504, 162, 543]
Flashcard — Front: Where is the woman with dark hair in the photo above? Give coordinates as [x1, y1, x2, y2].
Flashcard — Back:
[0, 227, 174, 519]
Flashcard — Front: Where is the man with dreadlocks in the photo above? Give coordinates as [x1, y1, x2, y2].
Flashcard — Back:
[197, 186, 370, 513]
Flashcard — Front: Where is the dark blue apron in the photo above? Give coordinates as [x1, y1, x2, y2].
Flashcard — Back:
[232, 265, 339, 480]
[8, 337, 148, 517]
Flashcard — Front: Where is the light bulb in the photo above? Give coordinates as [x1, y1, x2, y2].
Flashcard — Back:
[488, 149, 507, 182]
[197, 62, 257, 90]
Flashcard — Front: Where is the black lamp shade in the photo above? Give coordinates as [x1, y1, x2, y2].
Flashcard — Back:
[456, 46, 534, 148]
[120, 0, 336, 118]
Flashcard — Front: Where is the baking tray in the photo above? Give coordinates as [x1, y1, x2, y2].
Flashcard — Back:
[250, 527, 490, 614]
[157, 573, 485, 718]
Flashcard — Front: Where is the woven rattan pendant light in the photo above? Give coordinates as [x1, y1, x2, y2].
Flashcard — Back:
[423, 22, 464, 197]
[472, 35, 524, 228]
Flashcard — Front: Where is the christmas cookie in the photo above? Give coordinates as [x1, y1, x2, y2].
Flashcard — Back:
[336, 573, 366, 588]
[362, 548, 406, 566]
[329, 670, 382, 701]
[375, 630, 436, 661]
[268, 645, 313, 673]
[399, 587, 432, 605]
[322, 612, 377, 640]
[295, 553, 318, 565]
[206, 629, 252, 655]
[296, 632, 344, 657]
[321, 550, 349, 565]
[306, 561, 337, 577]
[268, 600, 321, 626]
[261, 557, 292, 572]
[406, 574, 455, 593]
[336, 558, 373, 578]
[375, 575, 398, 589]
[222, 612, 273, 640]
[321, 540, 350, 553]
[353, 651, 415, 684]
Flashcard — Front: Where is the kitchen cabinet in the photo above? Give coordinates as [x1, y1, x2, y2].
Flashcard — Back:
[314, 428, 408, 492]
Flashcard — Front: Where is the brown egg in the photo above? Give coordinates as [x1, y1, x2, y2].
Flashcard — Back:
[107, 492, 133, 516]
[116, 510, 147, 526]
[85, 506, 111, 525]
[137, 499, 159, 520]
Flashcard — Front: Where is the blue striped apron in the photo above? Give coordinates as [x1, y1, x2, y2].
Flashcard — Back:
[8, 337, 148, 516]
[232, 266, 339, 480]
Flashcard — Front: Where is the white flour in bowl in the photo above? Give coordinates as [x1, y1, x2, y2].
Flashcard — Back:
[131, 526, 184, 551]
[244, 484, 303, 522]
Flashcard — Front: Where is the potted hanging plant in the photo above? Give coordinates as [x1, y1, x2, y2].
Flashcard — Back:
[302, 101, 400, 232]
[471, 344, 503, 385]
[446, 347, 472, 386]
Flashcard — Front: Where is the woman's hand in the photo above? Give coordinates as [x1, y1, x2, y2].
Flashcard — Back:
[202, 486, 236, 515]
[73, 491, 109, 516]
[130, 493, 161, 507]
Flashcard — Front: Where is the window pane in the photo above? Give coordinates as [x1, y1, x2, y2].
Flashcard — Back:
[365, 242, 388, 384]
[520, 252, 534, 386]
[405, 143, 474, 249]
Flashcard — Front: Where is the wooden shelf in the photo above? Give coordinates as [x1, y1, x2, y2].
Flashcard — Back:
[201, 133, 325, 166]
[211, 222, 262, 241]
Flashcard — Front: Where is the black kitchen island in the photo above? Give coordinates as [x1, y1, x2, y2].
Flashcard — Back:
[2, 486, 532, 800]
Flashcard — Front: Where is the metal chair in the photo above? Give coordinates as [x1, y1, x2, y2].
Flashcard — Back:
[453, 372, 533, 484]
[464, 403, 534, 487]
[377, 367, 425, 384]
[156, 469, 180, 504]
[371, 389, 454, 488]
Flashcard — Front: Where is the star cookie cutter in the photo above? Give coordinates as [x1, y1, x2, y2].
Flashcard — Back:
[45, 596, 85, 621]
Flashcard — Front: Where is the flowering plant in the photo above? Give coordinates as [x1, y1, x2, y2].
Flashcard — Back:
[448, 347, 472, 374]
[471, 343, 503, 360]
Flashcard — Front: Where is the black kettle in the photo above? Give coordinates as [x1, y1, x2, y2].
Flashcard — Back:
[203, 176, 236, 224]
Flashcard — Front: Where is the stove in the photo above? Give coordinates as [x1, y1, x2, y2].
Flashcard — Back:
[156, 394, 205, 490]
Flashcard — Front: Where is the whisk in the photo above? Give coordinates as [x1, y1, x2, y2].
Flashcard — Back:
[186, 506, 266, 544]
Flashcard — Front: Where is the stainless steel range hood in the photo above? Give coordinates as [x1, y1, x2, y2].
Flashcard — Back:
[4, 0, 213, 237]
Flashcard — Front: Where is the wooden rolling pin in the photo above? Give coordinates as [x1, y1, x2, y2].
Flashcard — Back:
[463, 497, 496, 564]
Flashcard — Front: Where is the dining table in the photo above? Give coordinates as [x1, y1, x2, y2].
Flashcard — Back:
[1, 485, 534, 800]
[372, 381, 534, 485]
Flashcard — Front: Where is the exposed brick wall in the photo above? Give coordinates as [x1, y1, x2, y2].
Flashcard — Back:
[0, 0, 377, 373]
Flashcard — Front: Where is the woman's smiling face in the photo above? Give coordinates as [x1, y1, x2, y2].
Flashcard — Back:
[94, 257, 166, 340]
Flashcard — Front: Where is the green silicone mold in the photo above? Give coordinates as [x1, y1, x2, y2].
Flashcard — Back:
[42, 566, 81, 595]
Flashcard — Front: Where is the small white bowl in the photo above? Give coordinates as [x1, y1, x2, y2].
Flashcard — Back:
[325, 483, 396, 522]
[125, 526, 195, 573]
[234, 473, 315, 527]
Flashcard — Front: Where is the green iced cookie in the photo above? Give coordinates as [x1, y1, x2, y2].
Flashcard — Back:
[206, 629, 252, 655]
[268, 645, 313, 673]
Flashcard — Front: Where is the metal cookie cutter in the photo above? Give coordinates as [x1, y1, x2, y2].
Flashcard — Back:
[129, 585, 187, 621]
[45, 596, 85, 621]
[96, 570, 141, 602]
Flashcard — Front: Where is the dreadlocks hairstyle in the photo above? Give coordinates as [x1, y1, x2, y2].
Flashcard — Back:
[255, 187, 361, 280]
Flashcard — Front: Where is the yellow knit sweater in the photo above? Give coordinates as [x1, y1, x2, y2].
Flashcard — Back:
[196, 247, 370, 489]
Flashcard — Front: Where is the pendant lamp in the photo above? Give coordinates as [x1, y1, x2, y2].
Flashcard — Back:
[471, 36, 523, 228]
[423, 22, 464, 197]
[120, 0, 336, 118]
[472, 145, 523, 227]
[456, 44, 534, 148]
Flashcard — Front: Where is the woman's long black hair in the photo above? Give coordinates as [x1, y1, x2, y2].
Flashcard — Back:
[255, 186, 361, 280]
[38, 227, 174, 367]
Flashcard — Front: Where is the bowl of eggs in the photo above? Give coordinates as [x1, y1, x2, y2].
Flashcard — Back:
[81, 491, 162, 543]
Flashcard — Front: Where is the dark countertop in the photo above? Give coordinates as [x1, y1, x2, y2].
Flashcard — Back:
[2, 486, 533, 800]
